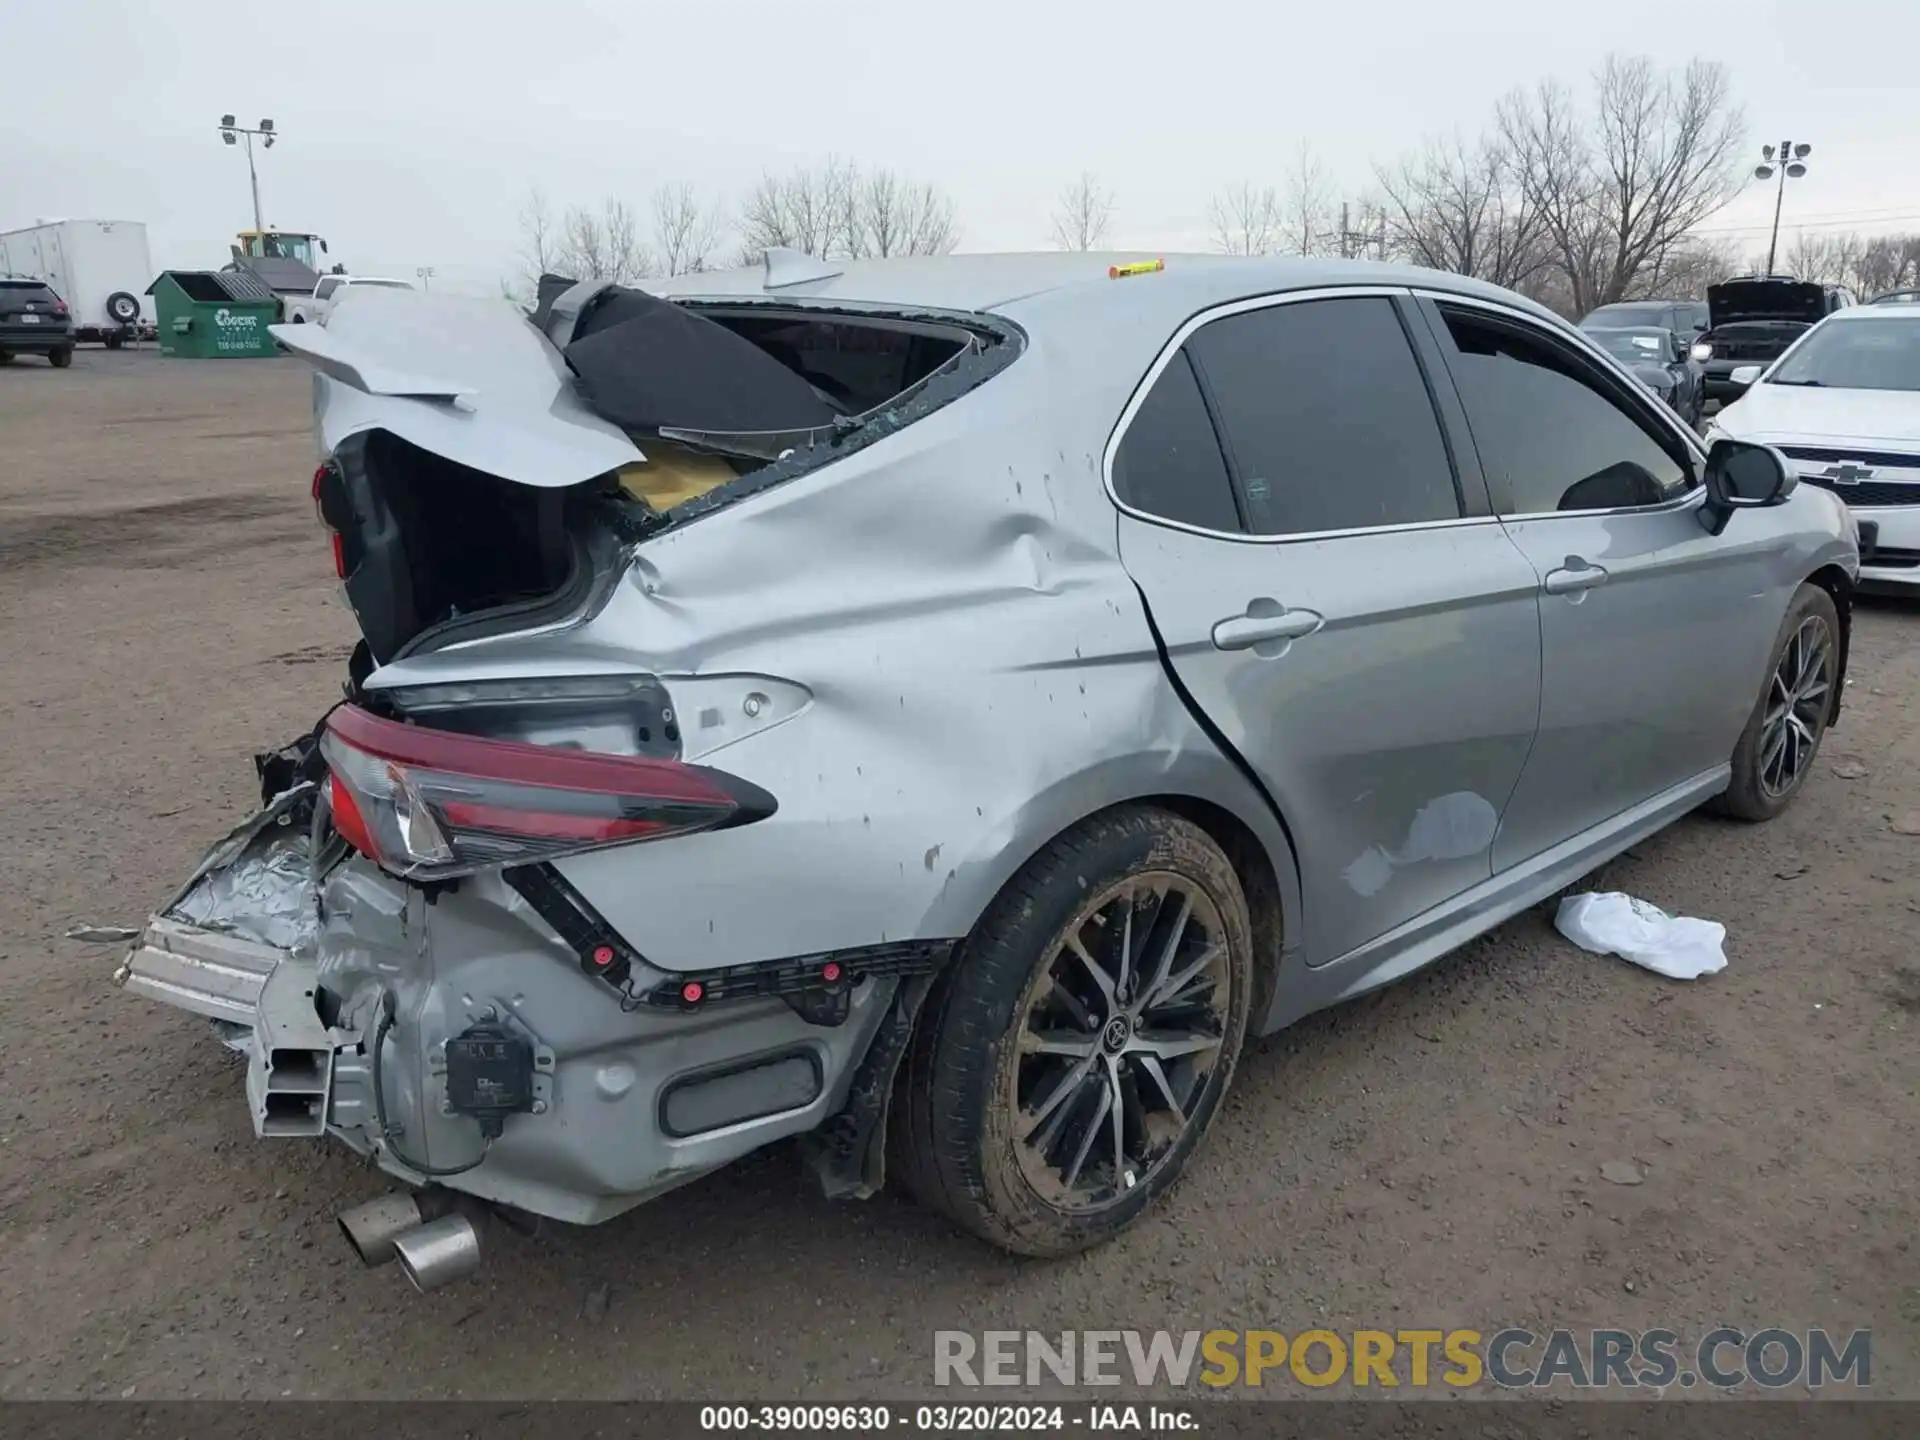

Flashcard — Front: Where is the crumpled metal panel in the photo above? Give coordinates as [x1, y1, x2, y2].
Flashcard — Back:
[366, 301, 1297, 974]
[279, 288, 643, 488]
[172, 830, 318, 953]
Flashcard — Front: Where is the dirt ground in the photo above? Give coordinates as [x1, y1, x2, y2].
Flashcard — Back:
[0, 348, 1915, 1402]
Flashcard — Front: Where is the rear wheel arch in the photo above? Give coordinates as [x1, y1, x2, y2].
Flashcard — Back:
[1805, 562, 1853, 725]
[924, 782, 1296, 1033]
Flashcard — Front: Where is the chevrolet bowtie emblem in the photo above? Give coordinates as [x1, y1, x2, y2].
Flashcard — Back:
[1816, 463, 1875, 485]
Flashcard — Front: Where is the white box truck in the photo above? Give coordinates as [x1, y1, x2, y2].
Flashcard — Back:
[0, 219, 156, 346]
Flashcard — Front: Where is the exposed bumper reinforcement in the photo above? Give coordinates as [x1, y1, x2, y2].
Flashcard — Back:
[114, 916, 285, 1027]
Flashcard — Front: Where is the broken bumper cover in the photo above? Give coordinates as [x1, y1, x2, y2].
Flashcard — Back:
[118, 832, 953, 1225]
[115, 917, 280, 1027]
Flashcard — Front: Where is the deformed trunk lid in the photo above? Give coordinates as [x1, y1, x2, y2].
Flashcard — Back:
[271, 288, 644, 487]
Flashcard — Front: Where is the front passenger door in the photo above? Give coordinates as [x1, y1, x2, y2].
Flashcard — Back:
[1421, 300, 1785, 870]
[1112, 292, 1545, 968]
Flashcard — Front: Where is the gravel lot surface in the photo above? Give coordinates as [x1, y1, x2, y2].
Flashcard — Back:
[1, 349, 1914, 1401]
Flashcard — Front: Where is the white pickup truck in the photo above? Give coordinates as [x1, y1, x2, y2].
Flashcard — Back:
[310, 274, 414, 324]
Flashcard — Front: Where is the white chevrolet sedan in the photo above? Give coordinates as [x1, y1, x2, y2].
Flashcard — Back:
[1710, 303, 1920, 588]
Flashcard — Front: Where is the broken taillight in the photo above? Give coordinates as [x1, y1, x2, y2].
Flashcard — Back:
[320, 704, 775, 880]
[312, 461, 349, 579]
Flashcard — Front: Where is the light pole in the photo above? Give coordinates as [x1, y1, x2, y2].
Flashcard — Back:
[218, 115, 278, 238]
[1755, 139, 1811, 277]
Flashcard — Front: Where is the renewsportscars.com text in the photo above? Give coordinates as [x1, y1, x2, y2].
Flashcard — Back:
[933, 1328, 1871, 1391]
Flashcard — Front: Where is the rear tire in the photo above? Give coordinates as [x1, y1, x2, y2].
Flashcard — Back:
[1714, 582, 1839, 821]
[48, 347, 73, 369]
[894, 806, 1254, 1256]
[0, 351, 13, 365]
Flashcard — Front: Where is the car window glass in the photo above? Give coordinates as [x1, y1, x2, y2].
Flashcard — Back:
[1186, 297, 1459, 536]
[1111, 350, 1243, 533]
[315, 278, 339, 299]
[1440, 308, 1691, 514]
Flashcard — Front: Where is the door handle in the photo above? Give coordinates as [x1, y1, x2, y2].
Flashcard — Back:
[1211, 605, 1325, 651]
[1543, 559, 1609, 596]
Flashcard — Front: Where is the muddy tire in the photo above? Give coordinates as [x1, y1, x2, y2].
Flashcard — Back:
[1715, 582, 1839, 822]
[894, 806, 1253, 1256]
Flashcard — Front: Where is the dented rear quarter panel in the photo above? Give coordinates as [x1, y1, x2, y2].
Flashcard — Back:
[365, 285, 1299, 976]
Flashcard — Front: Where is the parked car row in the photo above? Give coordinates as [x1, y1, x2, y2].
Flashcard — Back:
[1708, 299, 1920, 591]
[118, 253, 1866, 1283]
[1579, 277, 1860, 422]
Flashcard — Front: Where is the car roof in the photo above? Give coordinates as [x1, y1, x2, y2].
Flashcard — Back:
[646, 250, 1567, 329]
[1823, 303, 1920, 322]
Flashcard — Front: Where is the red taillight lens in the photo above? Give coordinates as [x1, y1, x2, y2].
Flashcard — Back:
[53, 302, 69, 316]
[329, 531, 347, 579]
[319, 704, 775, 880]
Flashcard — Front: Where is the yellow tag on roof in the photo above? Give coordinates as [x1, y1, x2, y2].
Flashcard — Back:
[1109, 259, 1165, 279]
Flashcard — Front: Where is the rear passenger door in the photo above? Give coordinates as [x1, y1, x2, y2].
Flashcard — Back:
[1111, 290, 1545, 968]
[1417, 297, 1783, 870]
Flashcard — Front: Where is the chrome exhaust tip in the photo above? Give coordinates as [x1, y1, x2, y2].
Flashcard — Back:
[392, 1213, 483, 1293]
[337, 1193, 425, 1267]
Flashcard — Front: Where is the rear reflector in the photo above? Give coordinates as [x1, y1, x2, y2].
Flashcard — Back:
[320, 704, 775, 880]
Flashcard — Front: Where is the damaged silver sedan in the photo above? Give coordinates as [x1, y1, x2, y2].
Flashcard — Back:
[120, 250, 1862, 1284]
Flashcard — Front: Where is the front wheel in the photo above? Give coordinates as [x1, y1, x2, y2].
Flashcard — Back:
[895, 807, 1254, 1256]
[1715, 583, 1839, 821]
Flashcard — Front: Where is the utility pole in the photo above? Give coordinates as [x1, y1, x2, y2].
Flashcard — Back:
[1336, 202, 1385, 262]
[1755, 139, 1811, 277]
[218, 116, 278, 237]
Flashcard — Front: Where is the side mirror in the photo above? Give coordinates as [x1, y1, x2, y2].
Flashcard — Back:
[320, 239, 330, 254]
[1700, 438, 1796, 535]
[1728, 364, 1764, 387]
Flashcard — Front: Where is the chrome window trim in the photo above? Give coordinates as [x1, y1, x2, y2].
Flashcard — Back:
[1415, 288, 1715, 523]
[1101, 284, 1507, 546]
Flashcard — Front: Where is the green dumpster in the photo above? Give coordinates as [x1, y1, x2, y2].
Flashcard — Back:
[144, 270, 280, 358]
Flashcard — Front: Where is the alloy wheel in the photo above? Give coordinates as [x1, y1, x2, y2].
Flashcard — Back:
[1759, 614, 1833, 798]
[1007, 875, 1230, 1212]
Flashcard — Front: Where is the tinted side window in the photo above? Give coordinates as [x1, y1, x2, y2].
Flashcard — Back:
[1439, 309, 1690, 514]
[1111, 350, 1242, 533]
[1187, 297, 1459, 536]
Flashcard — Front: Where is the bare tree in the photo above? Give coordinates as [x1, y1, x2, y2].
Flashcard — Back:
[738, 161, 851, 260]
[518, 188, 559, 290]
[1775, 230, 1920, 298]
[1208, 183, 1281, 256]
[1281, 143, 1334, 257]
[651, 182, 725, 276]
[1852, 233, 1920, 297]
[552, 197, 652, 284]
[858, 169, 959, 257]
[1051, 173, 1114, 251]
[737, 160, 955, 262]
[1375, 133, 1549, 288]
[1501, 55, 1746, 313]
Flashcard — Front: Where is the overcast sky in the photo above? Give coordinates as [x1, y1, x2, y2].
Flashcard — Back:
[3, 0, 1913, 295]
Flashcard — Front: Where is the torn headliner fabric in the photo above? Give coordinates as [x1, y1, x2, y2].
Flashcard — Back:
[535, 273, 838, 435]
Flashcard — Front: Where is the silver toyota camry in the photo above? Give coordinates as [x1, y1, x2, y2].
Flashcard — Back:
[119, 251, 1862, 1284]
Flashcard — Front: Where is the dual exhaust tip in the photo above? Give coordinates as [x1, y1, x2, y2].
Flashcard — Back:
[338, 1192, 482, 1293]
